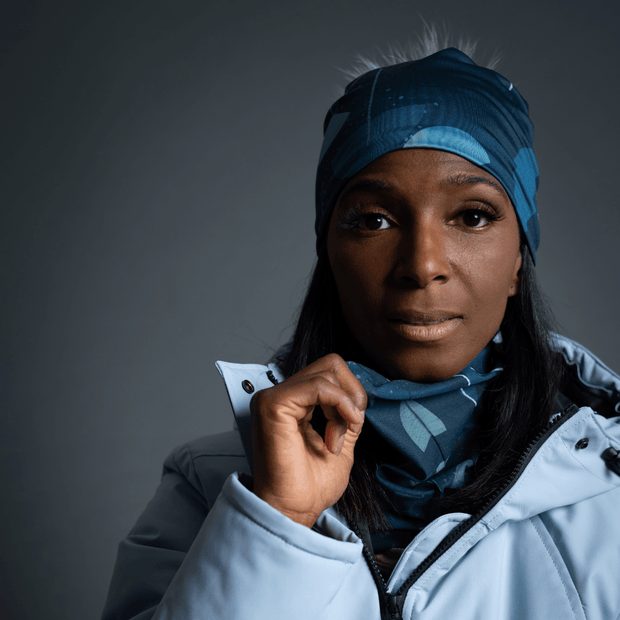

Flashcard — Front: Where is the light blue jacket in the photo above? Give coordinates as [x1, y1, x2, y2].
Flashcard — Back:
[101, 335, 620, 620]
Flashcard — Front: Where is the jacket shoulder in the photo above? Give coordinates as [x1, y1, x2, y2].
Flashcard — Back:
[164, 430, 250, 510]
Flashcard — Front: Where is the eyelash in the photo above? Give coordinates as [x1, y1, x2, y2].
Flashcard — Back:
[337, 204, 391, 230]
[455, 206, 502, 228]
[337, 203, 502, 231]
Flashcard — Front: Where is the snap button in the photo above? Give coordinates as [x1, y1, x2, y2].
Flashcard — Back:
[241, 380, 254, 394]
[575, 438, 589, 450]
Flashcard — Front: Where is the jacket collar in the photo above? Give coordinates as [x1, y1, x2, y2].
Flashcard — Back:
[215, 361, 284, 473]
[215, 333, 620, 520]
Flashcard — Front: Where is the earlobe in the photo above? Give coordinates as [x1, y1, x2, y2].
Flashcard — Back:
[508, 250, 523, 297]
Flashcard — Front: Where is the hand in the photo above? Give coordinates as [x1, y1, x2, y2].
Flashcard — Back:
[250, 354, 367, 528]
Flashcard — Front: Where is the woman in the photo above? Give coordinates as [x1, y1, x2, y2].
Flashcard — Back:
[101, 42, 620, 620]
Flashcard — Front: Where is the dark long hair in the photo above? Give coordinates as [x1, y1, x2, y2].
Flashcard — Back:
[277, 242, 565, 530]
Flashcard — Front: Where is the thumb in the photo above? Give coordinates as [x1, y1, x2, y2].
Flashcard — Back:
[324, 409, 364, 456]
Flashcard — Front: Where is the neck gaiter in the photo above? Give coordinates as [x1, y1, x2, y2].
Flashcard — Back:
[348, 345, 500, 549]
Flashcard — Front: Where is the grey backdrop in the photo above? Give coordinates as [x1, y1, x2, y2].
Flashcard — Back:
[2, 1, 619, 619]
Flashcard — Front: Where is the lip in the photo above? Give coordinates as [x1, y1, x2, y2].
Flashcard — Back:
[386, 310, 463, 342]
[388, 309, 460, 323]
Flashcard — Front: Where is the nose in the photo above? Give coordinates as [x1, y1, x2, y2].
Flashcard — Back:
[393, 222, 451, 288]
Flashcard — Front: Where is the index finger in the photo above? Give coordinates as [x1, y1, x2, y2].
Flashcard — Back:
[294, 353, 367, 413]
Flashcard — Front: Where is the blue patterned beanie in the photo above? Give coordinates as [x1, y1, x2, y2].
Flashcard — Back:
[315, 48, 540, 261]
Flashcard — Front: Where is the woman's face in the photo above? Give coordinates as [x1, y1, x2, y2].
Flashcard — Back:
[327, 148, 522, 383]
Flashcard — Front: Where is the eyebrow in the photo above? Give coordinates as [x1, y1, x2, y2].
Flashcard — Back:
[442, 173, 509, 200]
[336, 179, 393, 204]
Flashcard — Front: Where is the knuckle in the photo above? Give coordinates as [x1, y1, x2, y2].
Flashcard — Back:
[324, 352, 346, 369]
[249, 388, 271, 413]
[324, 352, 344, 364]
[313, 374, 339, 392]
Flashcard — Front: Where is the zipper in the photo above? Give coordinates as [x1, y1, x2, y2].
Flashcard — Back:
[353, 520, 406, 620]
[353, 403, 580, 620]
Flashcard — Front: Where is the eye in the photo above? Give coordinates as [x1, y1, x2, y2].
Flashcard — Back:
[460, 209, 493, 228]
[360, 213, 391, 231]
[336, 203, 396, 232]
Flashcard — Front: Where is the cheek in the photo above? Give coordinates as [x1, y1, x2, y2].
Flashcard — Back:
[328, 239, 392, 296]
[330, 249, 375, 322]
[329, 240, 392, 318]
[466, 253, 519, 329]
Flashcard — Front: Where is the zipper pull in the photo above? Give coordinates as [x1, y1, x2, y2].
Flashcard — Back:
[602, 447, 620, 477]
[386, 593, 406, 620]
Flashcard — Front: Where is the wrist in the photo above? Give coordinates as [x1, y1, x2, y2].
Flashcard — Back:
[253, 489, 320, 528]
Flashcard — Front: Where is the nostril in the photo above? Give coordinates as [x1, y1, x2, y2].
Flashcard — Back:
[397, 261, 451, 288]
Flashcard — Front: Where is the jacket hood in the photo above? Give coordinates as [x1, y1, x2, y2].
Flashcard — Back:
[482, 406, 620, 529]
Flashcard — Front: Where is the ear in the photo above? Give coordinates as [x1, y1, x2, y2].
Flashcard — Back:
[507, 249, 523, 297]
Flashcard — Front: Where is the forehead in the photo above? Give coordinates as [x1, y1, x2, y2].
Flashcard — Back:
[337, 148, 511, 204]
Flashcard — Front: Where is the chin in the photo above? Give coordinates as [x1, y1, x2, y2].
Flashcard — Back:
[368, 343, 485, 383]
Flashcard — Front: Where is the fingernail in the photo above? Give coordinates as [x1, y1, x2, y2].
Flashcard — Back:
[334, 434, 345, 455]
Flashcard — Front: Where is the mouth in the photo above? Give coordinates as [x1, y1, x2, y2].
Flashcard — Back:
[388, 310, 461, 324]
[386, 311, 463, 342]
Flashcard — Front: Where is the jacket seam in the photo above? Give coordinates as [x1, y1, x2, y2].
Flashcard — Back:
[413, 522, 483, 592]
[171, 445, 214, 511]
[561, 353, 616, 395]
[529, 516, 584, 620]
[589, 413, 620, 450]
[223, 492, 361, 564]
[394, 515, 471, 569]
[483, 410, 601, 531]
[484, 413, 593, 530]
[484, 434, 555, 529]
[554, 334, 620, 390]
